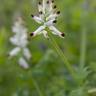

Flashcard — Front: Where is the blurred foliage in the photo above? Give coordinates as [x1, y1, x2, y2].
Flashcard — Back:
[0, 0, 96, 96]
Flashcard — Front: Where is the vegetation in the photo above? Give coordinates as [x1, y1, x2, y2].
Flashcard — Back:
[0, 0, 96, 96]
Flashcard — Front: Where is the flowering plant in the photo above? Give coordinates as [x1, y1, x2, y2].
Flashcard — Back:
[9, 17, 31, 69]
[30, 0, 65, 38]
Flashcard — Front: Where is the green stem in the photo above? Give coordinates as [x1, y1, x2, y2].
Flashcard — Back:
[79, 27, 87, 68]
[31, 78, 44, 96]
[28, 71, 44, 96]
[48, 33, 77, 81]
[79, 0, 88, 68]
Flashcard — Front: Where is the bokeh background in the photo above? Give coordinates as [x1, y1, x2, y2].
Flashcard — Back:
[0, 0, 96, 96]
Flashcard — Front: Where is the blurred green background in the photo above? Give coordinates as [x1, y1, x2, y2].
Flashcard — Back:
[0, 0, 96, 96]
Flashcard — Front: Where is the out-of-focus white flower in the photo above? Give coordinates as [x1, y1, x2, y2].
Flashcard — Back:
[9, 17, 31, 69]
[19, 57, 29, 69]
[30, 0, 65, 38]
[9, 47, 21, 57]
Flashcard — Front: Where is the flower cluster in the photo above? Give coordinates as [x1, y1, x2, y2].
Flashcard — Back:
[30, 0, 65, 38]
[9, 17, 31, 69]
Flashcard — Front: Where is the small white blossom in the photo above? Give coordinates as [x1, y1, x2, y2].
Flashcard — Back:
[9, 17, 31, 69]
[30, 0, 65, 38]
[19, 57, 29, 69]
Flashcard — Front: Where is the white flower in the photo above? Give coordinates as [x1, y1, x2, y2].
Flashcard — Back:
[30, 0, 65, 38]
[9, 47, 21, 57]
[10, 17, 28, 48]
[9, 17, 31, 69]
[19, 57, 29, 69]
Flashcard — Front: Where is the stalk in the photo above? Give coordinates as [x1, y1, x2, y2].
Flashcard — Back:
[79, 27, 87, 69]
[48, 33, 77, 81]
[28, 71, 44, 96]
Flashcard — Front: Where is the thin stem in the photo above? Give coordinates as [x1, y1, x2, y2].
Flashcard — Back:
[28, 71, 44, 96]
[31, 78, 44, 96]
[79, 27, 87, 68]
[48, 33, 77, 81]
[79, 0, 88, 69]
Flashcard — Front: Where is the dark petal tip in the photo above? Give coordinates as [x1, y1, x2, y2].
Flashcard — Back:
[38, 2, 41, 5]
[46, 1, 49, 4]
[39, 11, 43, 14]
[31, 14, 34, 18]
[53, 20, 57, 23]
[52, 0, 54, 3]
[57, 11, 60, 14]
[61, 33, 65, 37]
[30, 33, 34, 36]
[53, 5, 57, 9]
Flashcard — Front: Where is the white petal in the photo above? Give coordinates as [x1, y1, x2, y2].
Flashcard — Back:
[10, 35, 28, 47]
[10, 37, 18, 45]
[42, 30, 49, 38]
[9, 47, 20, 57]
[45, 0, 51, 13]
[30, 26, 45, 37]
[45, 19, 56, 26]
[49, 26, 65, 38]
[42, 0, 47, 14]
[19, 57, 29, 69]
[47, 9, 55, 16]
[12, 20, 25, 33]
[20, 32, 28, 40]
[42, 0, 53, 14]
[38, 4, 44, 19]
[32, 15, 43, 24]
[42, 0, 53, 13]
[38, 2, 43, 12]
[12, 26, 20, 33]
[46, 13, 59, 21]
[19, 39, 28, 48]
[23, 48, 31, 60]
[39, 14, 44, 20]
[46, 1, 55, 16]
[49, 0, 54, 11]
[20, 27, 28, 34]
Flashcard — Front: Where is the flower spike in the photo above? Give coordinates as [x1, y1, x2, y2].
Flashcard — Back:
[9, 17, 31, 69]
[30, 0, 65, 38]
